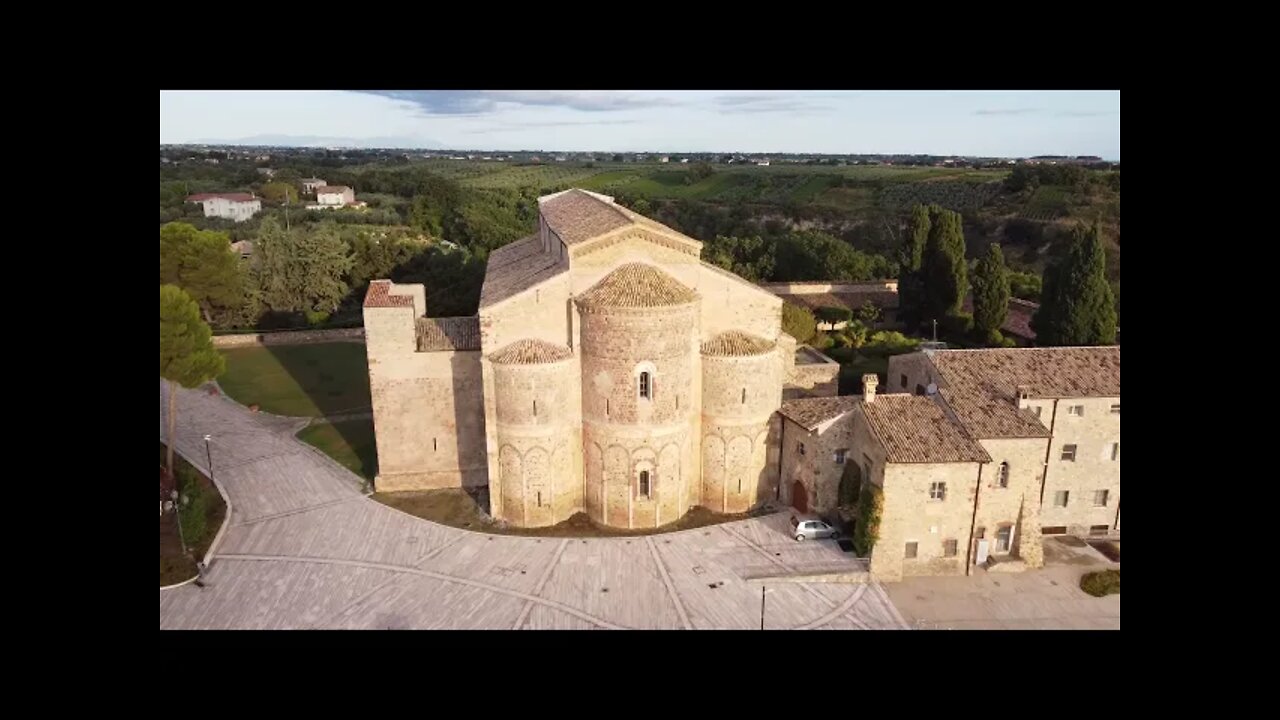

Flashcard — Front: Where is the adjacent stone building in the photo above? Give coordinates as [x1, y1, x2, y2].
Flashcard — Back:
[777, 346, 1119, 581]
[364, 189, 832, 530]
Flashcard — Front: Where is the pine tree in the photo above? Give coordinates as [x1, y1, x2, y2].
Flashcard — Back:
[160, 285, 225, 476]
[1031, 222, 1118, 346]
[972, 243, 1011, 344]
[922, 208, 968, 320]
[254, 217, 353, 318]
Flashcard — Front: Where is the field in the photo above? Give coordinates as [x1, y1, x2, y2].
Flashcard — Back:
[217, 342, 371, 418]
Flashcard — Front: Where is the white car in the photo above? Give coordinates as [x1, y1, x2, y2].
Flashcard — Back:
[790, 515, 840, 542]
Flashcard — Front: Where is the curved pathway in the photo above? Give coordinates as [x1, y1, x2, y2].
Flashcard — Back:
[159, 380, 908, 630]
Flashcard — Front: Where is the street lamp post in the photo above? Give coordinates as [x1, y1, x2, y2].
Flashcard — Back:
[171, 489, 188, 557]
[760, 586, 767, 630]
[204, 434, 214, 486]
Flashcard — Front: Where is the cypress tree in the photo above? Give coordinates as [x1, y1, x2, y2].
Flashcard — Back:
[923, 208, 968, 320]
[1032, 222, 1117, 346]
[972, 243, 1011, 343]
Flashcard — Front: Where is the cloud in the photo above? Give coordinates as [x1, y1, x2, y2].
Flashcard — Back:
[1056, 110, 1119, 118]
[461, 118, 638, 134]
[355, 90, 679, 115]
[975, 108, 1041, 116]
[192, 134, 442, 148]
[715, 93, 835, 114]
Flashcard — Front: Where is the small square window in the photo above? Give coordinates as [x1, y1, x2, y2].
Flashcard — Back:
[904, 542, 918, 559]
[1060, 444, 1077, 462]
[1054, 490, 1070, 508]
[834, 449, 847, 465]
[1094, 489, 1109, 507]
[929, 482, 946, 501]
[1033, 406, 1043, 418]
[797, 442, 806, 456]
[943, 539, 958, 557]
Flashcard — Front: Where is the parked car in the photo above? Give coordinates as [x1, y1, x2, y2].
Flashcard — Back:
[790, 515, 840, 542]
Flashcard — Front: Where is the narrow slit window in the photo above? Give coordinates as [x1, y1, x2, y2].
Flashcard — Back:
[741, 388, 747, 404]
[533, 400, 537, 417]
[639, 470, 650, 497]
[433, 438, 437, 452]
[537, 491, 542, 507]
[639, 372, 651, 400]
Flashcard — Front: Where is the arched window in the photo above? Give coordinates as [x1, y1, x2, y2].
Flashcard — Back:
[639, 470, 651, 497]
[997, 462, 1009, 488]
[639, 371, 652, 400]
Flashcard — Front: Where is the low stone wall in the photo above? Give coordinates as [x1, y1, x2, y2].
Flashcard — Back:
[212, 327, 365, 348]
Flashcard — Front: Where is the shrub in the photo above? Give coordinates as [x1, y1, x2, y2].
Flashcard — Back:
[863, 331, 919, 357]
[838, 462, 862, 507]
[842, 320, 869, 349]
[815, 306, 853, 325]
[853, 483, 882, 557]
[810, 332, 835, 351]
[782, 302, 817, 344]
[305, 310, 331, 326]
[982, 328, 1005, 346]
[856, 301, 882, 326]
[826, 346, 854, 363]
[1080, 569, 1121, 597]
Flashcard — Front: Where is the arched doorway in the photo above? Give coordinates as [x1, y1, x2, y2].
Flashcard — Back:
[793, 480, 808, 513]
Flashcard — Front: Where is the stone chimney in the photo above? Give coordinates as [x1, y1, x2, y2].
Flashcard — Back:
[862, 373, 879, 403]
[1015, 385, 1031, 409]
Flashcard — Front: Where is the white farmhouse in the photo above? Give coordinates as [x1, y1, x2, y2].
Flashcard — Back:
[185, 193, 261, 222]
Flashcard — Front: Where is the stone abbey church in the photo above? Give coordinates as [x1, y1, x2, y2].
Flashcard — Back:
[364, 189, 823, 529]
[364, 189, 1120, 580]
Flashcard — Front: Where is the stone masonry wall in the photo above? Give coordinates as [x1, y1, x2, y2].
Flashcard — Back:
[701, 351, 782, 513]
[212, 327, 365, 348]
[1039, 396, 1121, 536]
[872, 460, 983, 582]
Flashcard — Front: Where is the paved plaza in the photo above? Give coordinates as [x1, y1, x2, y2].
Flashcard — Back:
[158, 381, 909, 630]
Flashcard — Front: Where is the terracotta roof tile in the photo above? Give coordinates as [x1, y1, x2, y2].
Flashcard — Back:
[316, 185, 350, 194]
[187, 192, 257, 203]
[489, 338, 574, 365]
[576, 263, 696, 309]
[778, 290, 900, 312]
[859, 394, 991, 464]
[927, 346, 1120, 438]
[701, 330, 776, 357]
[778, 395, 862, 431]
[539, 189, 631, 245]
[415, 317, 480, 351]
[364, 280, 414, 308]
[960, 296, 1039, 341]
[478, 235, 567, 309]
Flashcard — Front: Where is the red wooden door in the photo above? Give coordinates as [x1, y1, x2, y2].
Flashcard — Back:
[793, 480, 808, 513]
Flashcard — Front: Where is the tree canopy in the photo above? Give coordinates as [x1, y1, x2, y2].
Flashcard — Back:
[160, 284, 225, 389]
[253, 217, 353, 316]
[1031, 222, 1118, 346]
[922, 207, 968, 320]
[159, 222, 245, 322]
[972, 243, 1011, 343]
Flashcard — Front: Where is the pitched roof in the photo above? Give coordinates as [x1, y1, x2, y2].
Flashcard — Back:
[858, 394, 991, 464]
[927, 346, 1120, 438]
[576, 263, 697, 309]
[186, 192, 256, 203]
[778, 395, 862, 431]
[316, 185, 350, 194]
[775, 289, 900, 312]
[701, 330, 776, 357]
[489, 338, 573, 365]
[416, 316, 480, 352]
[539, 189, 632, 245]
[960, 296, 1039, 341]
[364, 279, 414, 309]
[478, 234, 567, 309]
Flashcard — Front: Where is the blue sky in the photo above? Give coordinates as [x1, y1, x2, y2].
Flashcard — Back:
[159, 90, 1120, 159]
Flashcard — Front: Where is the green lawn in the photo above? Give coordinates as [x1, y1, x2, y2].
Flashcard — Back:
[298, 418, 378, 481]
[218, 342, 370, 418]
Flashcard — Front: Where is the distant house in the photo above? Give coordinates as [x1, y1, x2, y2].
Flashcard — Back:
[307, 185, 367, 210]
[230, 240, 254, 259]
[256, 168, 276, 178]
[300, 178, 326, 194]
[756, 159, 771, 166]
[186, 192, 261, 222]
[659, 156, 670, 163]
